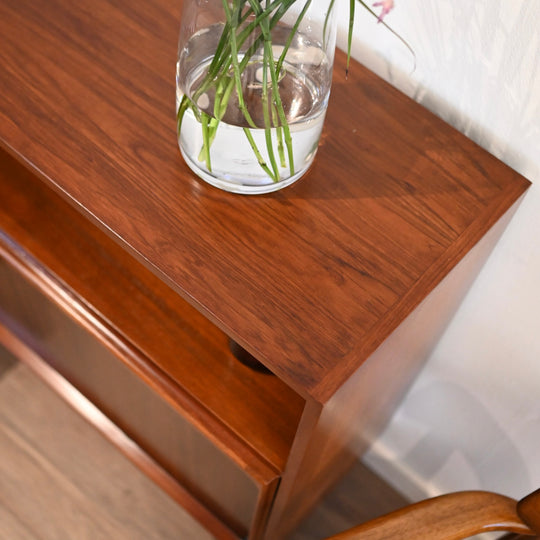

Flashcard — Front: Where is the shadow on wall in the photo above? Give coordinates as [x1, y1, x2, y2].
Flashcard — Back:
[366, 381, 530, 499]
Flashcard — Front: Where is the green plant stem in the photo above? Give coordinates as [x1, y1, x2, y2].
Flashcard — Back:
[176, 94, 190, 134]
[192, 0, 281, 104]
[243, 128, 276, 179]
[197, 76, 234, 161]
[261, 48, 280, 181]
[250, 0, 295, 176]
[265, 37, 294, 176]
[276, 0, 312, 76]
[200, 112, 212, 170]
[323, 0, 336, 49]
[221, 0, 257, 129]
[272, 103, 286, 168]
[196, 0, 300, 102]
[347, 0, 355, 77]
[349, 0, 416, 72]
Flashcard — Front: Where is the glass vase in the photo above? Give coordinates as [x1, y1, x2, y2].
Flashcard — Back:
[176, 0, 338, 194]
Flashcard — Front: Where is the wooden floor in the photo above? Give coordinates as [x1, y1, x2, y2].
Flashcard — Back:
[0, 345, 408, 540]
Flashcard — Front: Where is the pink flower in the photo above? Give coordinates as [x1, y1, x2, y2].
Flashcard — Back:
[373, 0, 395, 22]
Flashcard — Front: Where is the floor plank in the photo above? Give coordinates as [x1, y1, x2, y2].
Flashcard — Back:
[0, 503, 36, 540]
[0, 360, 214, 540]
[0, 420, 126, 539]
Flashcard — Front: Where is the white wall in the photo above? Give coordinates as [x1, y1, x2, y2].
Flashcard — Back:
[336, 0, 540, 501]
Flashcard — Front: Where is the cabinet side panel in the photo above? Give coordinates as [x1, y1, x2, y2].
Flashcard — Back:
[266, 198, 525, 538]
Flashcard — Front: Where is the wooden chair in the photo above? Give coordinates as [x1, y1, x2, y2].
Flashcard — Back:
[326, 488, 540, 539]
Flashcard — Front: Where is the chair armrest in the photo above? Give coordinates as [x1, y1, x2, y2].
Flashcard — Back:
[327, 491, 535, 540]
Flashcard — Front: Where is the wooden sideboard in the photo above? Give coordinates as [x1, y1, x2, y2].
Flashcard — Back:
[0, 0, 530, 538]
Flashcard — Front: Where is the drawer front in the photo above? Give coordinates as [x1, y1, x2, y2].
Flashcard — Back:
[0, 256, 262, 537]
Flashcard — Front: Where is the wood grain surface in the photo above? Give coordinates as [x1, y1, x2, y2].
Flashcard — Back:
[0, 0, 530, 402]
[0, 150, 304, 476]
[263, 192, 527, 539]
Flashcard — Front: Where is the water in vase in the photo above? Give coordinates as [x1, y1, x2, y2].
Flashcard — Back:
[176, 23, 333, 194]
